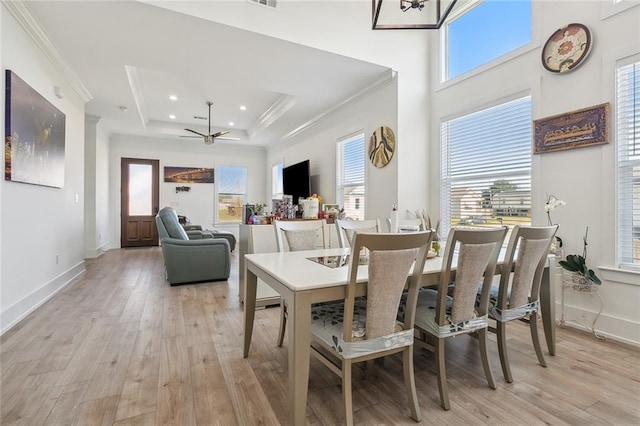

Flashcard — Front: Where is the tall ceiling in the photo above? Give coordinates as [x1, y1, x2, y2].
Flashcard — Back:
[24, 1, 392, 147]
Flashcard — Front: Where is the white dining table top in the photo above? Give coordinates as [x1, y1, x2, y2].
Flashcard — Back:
[244, 247, 446, 292]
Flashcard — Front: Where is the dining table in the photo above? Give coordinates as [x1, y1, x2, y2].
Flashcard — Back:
[243, 247, 557, 425]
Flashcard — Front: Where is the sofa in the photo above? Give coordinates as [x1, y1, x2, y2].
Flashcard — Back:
[155, 207, 231, 285]
[182, 224, 236, 251]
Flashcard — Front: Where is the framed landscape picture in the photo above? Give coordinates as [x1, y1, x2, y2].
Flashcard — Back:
[163, 166, 214, 183]
[5, 70, 66, 188]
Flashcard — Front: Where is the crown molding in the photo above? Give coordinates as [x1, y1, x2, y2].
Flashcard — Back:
[124, 65, 150, 128]
[281, 69, 396, 141]
[4, 1, 92, 103]
[247, 94, 297, 138]
[85, 114, 101, 125]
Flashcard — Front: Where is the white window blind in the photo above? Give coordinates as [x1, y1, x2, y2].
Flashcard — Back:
[272, 162, 283, 199]
[616, 56, 640, 267]
[217, 166, 248, 223]
[336, 133, 365, 220]
[441, 96, 532, 235]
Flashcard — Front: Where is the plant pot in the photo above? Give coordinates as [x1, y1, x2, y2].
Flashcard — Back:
[569, 272, 599, 294]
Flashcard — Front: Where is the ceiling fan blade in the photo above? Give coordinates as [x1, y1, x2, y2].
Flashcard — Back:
[180, 136, 201, 138]
[184, 128, 206, 137]
[215, 136, 240, 141]
[212, 130, 229, 138]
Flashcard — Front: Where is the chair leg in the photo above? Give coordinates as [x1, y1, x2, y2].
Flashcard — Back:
[435, 338, 450, 410]
[530, 312, 547, 368]
[403, 347, 422, 422]
[277, 300, 286, 347]
[343, 360, 354, 426]
[496, 321, 513, 383]
[478, 328, 496, 390]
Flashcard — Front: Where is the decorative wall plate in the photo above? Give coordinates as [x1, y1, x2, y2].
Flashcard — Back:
[368, 126, 395, 168]
[541, 23, 592, 73]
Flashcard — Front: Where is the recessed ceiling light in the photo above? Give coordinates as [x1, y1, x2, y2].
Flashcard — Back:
[169, 114, 176, 119]
[228, 122, 234, 126]
[240, 105, 247, 111]
[169, 95, 178, 101]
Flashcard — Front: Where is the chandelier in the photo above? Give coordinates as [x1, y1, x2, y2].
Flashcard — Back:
[372, 0, 458, 30]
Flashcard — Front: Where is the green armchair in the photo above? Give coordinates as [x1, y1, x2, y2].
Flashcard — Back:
[156, 207, 231, 285]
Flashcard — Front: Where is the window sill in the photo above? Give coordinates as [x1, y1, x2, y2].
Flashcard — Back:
[437, 42, 539, 91]
[598, 266, 640, 286]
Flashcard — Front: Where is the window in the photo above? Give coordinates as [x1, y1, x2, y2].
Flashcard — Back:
[217, 166, 247, 223]
[336, 133, 365, 220]
[441, 96, 532, 235]
[444, 0, 532, 81]
[616, 56, 640, 267]
[272, 162, 283, 199]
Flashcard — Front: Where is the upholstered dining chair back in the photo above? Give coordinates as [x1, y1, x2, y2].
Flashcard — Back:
[273, 219, 327, 252]
[273, 219, 328, 347]
[412, 226, 507, 411]
[309, 231, 433, 425]
[487, 224, 558, 382]
[335, 218, 382, 248]
[386, 217, 425, 233]
[436, 227, 507, 329]
[498, 225, 559, 313]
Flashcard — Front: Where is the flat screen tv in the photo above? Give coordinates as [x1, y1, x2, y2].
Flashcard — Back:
[282, 160, 310, 205]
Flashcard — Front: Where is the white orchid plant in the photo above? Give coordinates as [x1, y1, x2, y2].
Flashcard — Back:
[545, 194, 566, 250]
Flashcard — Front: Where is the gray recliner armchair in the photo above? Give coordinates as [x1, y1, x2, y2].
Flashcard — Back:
[182, 224, 236, 251]
[156, 207, 231, 285]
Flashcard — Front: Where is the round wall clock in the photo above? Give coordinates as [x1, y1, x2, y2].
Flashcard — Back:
[542, 23, 592, 73]
[368, 126, 395, 168]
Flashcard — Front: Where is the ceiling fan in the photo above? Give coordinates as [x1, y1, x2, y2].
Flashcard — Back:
[182, 101, 239, 145]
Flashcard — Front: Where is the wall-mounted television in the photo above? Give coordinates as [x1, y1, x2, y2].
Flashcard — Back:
[282, 159, 310, 205]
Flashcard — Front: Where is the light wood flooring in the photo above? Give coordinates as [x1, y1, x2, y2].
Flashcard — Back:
[1, 247, 639, 425]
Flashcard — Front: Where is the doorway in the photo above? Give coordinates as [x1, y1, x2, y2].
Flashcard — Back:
[121, 158, 160, 247]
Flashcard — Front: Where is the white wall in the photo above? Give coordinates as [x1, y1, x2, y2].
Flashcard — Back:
[145, 0, 430, 217]
[1, 5, 87, 332]
[427, 1, 640, 345]
[109, 135, 267, 245]
[153, 0, 640, 344]
[84, 115, 110, 258]
[267, 78, 398, 223]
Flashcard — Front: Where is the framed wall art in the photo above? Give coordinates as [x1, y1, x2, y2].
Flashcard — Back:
[368, 126, 395, 168]
[163, 166, 214, 183]
[541, 23, 593, 74]
[533, 103, 609, 154]
[5, 70, 66, 188]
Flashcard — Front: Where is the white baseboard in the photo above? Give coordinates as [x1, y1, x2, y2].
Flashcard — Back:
[0, 261, 86, 335]
[85, 242, 109, 259]
[557, 303, 640, 347]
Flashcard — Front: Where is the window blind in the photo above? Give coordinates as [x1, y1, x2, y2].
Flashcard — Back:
[616, 57, 640, 267]
[272, 163, 283, 199]
[336, 133, 365, 220]
[440, 96, 532, 234]
[217, 166, 248, 223]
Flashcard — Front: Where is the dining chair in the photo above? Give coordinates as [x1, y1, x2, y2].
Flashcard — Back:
[310, 231, 433, 425]
[413, 226, 507, 410]
[273, 219, 327, 346]
[273, 218, 327, 252]
[479, 225, 558, 383]
[386, 217, 425, 233]
[335, 218, 382, 248]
